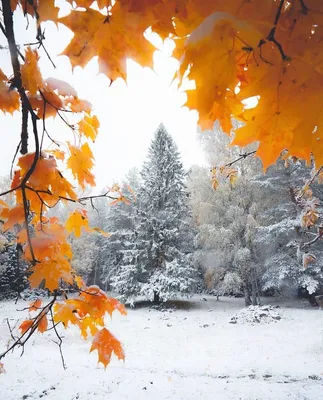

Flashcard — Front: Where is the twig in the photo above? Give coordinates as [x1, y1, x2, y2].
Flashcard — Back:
[50, 308, 66, 369]
[226, 150, 256, 167]
[10, 139, 22, 179]
[299, 166, 323, 199]
[299, 0, 308, 14]
[6, 318, 17, 341]
[302, 228, 323, 249]
[36, 26, 56, 69]
[257, 0, 290, 61]
[0, 296, 56, 360]
[210, 150, 256, 172]
[0, 185, 21, 197]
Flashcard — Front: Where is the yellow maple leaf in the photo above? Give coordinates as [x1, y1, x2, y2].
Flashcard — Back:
[75, 275, 86, 289]
[46, 149, 65, 161]
[67, 143, 95, 188]
[65, 209, 90, 238]
[78, 115, 100, 142]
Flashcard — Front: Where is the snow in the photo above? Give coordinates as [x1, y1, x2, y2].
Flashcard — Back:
[1, 295, 323, 399]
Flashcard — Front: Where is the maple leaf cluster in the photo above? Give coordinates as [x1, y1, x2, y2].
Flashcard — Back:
[211, 165, 238, 190]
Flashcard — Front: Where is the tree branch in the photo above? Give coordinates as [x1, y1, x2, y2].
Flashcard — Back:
[0, 296, 56, 361]
[257, 0, 290, 61]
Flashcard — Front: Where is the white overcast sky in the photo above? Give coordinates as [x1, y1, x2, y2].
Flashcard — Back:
[0, 4, 207, 192]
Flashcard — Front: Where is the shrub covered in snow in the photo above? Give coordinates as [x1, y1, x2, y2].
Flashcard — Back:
[229, 305, 282, 325]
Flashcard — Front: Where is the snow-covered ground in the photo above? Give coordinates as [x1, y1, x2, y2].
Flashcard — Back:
[1, 295, 323, 400]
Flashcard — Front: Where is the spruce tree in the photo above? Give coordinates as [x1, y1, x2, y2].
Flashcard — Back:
[111, 124, 198, 303]
[104, 172, 143, 301]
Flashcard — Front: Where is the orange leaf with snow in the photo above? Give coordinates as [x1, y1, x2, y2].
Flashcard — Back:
[90, 328, 125, 368]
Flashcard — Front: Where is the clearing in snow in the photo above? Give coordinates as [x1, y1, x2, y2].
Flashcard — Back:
[1, 295, 323, 400]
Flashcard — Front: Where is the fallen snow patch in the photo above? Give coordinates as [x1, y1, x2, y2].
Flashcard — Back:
[229, 305, 282, 325]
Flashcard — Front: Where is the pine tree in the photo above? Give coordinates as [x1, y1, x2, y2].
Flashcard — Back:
[111, 125, 198, 303]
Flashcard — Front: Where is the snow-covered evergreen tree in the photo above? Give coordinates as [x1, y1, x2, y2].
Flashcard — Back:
[111, 124, 198, 303]
[101, 181, 140, 298]
[0, 231, 28, 299]
[254, 159, 323, 300]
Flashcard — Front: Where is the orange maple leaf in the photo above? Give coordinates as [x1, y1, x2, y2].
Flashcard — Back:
[0, 362, 5, 374]
[37, 314, 48, 333]
[37, 0, 59, 25]
[29, 299, 42, 311]
[0, 199, 8, 208]
[59, 2, 155, 81]
[80, 286, 127, 319]
[0, 204, 25, 230]
[28, 255, 73, 292]
[90, 328, 125, 368]
[21, 47, 43, 96]
[19, 319, 34, 335]
[53, 301, 82, 329]
[0, 69, 20, 114]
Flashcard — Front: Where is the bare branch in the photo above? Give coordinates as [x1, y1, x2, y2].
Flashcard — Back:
[50, 307, 66, 369]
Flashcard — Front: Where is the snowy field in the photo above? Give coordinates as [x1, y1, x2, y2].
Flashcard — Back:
[1, 295, 323, 400]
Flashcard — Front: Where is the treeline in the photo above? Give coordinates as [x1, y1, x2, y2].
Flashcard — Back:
[1, 124, 323, 306]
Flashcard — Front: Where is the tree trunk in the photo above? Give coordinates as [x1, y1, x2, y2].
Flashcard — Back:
[308, 293, 318, 307]
[251, 274, 260, 306]
[244, 283, 252, 306]
[153, 291, 160, 304]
